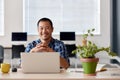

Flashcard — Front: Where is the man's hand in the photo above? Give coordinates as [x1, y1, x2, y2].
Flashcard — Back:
[60, 56, 69, 69]
[30, 43, 54, 53]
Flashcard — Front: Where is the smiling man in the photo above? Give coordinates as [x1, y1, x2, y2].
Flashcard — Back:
[25, 18, 70, 69]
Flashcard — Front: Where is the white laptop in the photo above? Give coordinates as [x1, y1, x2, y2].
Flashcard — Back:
[20, 52, 60, 73]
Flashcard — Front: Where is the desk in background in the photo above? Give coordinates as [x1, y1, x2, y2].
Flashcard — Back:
[0, 68, 120, 80]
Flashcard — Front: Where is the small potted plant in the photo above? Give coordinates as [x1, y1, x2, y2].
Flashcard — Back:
[72, 28, 116, 76]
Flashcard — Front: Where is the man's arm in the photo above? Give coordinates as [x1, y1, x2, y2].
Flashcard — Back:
[57, 43, 70, 69]
[60, 56, 70, 69]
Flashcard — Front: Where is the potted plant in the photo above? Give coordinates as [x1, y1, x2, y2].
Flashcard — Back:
[72, 28, 116, 76]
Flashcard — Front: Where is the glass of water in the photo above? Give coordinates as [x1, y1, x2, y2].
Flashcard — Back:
[11, 58, 21, 68]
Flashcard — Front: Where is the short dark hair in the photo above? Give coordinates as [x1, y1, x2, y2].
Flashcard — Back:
[37, 17, 53, 29]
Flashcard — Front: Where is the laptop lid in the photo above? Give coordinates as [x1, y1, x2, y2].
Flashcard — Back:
[21, 52, 60, 73]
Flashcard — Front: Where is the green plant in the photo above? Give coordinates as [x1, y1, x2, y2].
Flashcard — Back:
[82, 28, 95, 40]
[72, 28, 116, 58]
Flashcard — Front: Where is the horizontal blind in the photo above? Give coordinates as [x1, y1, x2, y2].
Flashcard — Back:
[0, 0, 4, 36]
[23, 0, 100, 35]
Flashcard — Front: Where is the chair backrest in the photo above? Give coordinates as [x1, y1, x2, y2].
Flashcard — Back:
[65, 44, 76, 57]
[59, 32, 76, 57]
[12, 45, 25, 59]
[60, 32, 75, 41]
[0, 45, 4, 63]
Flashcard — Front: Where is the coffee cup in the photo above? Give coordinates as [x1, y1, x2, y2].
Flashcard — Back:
[1, 63, 10, 73]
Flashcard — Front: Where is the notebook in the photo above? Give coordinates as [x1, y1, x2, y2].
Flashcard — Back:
[20, 52, 60, 73]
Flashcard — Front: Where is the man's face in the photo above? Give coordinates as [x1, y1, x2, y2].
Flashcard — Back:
[38, 21, 53, 41]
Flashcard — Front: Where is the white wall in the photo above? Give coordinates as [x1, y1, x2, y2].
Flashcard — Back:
[0, 0, 110, 48]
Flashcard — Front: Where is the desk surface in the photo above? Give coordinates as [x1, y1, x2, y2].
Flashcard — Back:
[0, 68, 120, 80]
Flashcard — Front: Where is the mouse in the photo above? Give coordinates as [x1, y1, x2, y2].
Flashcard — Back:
[12, 68, 17, 72]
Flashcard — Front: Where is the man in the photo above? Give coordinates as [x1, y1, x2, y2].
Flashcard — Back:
[25, 18, 70, 69]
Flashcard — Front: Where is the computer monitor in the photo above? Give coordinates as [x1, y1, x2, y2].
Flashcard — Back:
[60, 32, 75, 41]
[12, 32, 27, 41]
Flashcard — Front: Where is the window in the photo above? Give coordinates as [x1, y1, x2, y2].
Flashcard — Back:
[23, 0, 100, 35]
[0, 0, 4, 36]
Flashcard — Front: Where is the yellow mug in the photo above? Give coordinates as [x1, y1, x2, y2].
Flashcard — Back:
[1, 63, 10, 73]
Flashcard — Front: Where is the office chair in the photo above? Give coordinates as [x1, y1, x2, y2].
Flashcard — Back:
[0, 45, 4, 63]
[65, 44, 76, 57]
[60, 32, 76, 57]
[12, 45, 25, 59]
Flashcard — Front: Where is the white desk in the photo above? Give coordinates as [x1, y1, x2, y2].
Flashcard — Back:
[0, 68, 120, 80]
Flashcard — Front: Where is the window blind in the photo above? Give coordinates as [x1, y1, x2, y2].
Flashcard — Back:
[0, 0, 4, 36]
[23, 0, 100, 35]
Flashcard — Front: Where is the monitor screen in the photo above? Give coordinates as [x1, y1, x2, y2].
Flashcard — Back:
[12, 32, 27, 41]
[60, 32, 75, 41]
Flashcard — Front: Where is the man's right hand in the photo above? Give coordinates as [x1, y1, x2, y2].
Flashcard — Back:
[30, 42, 54, 52]
[30, 43, 47, 53]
